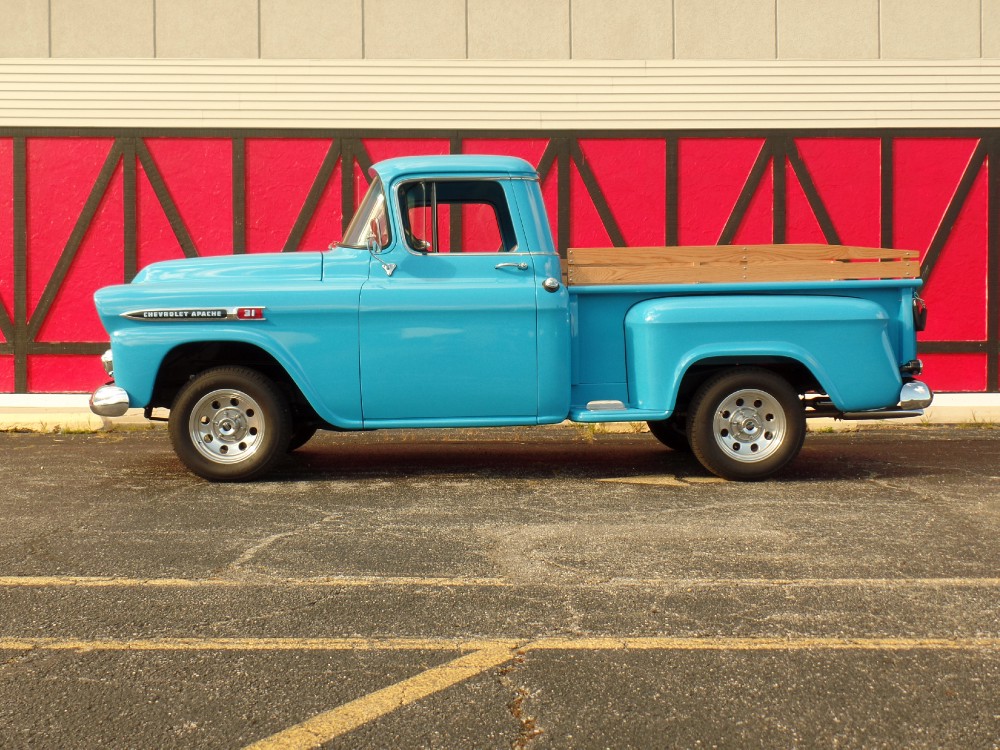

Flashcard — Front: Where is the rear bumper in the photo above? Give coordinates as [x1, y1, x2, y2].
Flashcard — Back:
[807, 380, 933, 421]
[89, 385, 130, 417]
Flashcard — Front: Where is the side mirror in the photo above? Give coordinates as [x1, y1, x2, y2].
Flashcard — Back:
[368, 219, 384, 254]
[366, 219, 396, 277]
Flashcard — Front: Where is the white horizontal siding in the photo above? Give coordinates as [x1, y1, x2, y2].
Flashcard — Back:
[1, 59, 1000, 129]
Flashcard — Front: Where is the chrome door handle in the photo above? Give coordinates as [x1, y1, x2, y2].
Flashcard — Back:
[495, 262, 529, 270]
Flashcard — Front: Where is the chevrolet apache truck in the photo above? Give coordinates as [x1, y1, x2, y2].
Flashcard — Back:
[89, 154, 932, 481]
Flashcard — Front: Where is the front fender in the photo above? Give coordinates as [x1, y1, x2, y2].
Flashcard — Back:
[95, 271, 367, 428]
[109, 324, 363, 429]
[625, 295, 903, 413]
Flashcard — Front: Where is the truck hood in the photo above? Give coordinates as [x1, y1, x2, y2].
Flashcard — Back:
[132, 252, 325, 284]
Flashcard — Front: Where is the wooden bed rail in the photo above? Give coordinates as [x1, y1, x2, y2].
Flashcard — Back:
[562, 244, 920, 286]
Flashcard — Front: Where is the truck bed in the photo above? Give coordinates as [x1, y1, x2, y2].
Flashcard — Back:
[563, 244, 919, 286]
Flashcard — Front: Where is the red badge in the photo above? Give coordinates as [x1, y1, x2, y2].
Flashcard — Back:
[236, 307, 266, 320]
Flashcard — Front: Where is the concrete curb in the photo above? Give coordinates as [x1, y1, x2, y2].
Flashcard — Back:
[1, 394, 999, 433]
[0, 396, 154, 433]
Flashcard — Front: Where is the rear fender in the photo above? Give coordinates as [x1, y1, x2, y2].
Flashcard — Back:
[624, 295, 903, 413]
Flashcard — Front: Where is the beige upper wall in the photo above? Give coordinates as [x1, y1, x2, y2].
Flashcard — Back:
[0, 0, 997, 60]
[5, 59, 1000, 130]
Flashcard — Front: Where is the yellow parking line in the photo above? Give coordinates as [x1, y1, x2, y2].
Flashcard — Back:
[2, 575, 1000, 589]
[243, 646, 517, 750]
[3, 634, 996, 749]
[234, 634, 999, 749]
[0, 575, 510, 588]
[2, 635, 997, 654]
[0, 637, 514, 652]
[528, 636, 1000, 651]
[611, 577, 1000, 588]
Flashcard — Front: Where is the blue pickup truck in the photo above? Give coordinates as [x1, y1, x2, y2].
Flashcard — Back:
[90, 154, 931, 482]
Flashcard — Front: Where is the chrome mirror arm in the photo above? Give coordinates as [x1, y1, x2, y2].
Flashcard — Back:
[367, 234, 396, 277]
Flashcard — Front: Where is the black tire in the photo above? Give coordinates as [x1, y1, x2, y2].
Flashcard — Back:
[287, 424, 318, 452]
[687, 367, 805, 481]
[647, 416, 691, 452]
[169, 366, 292, 481]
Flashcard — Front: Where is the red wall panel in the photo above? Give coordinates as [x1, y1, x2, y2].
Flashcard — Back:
[732, 166, 774, 245]
[143, 139, 233, 256]
[3, 133, 996, 395]
[35, 162, 124, 344]
[137, 160, 187, 268]
[677, 138, 765, 245]
[25, 138, 114, 323]
[296, 158, 343, 252]
[578, 139, 666, 247]
[784, 161, 826, 244]
[0, 357, 11, 392]
[245, 138, 331, 254]
[0, 138, 12, 340]
[0, 137, 11, 388]
[919, 164, 988, 342]
[28, 354, 105, 394]
[920, 353, 987, 392]
[795, 138, 881, 247]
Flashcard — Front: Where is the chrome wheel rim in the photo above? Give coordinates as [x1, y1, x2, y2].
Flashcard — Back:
[188, 388, 265, 464]
[711, 388, 786, 463]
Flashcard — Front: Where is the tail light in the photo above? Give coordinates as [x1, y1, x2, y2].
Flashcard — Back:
[913, 295, 928, 332]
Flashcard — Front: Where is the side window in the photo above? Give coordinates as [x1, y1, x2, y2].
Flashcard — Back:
[398, 180, 518, 254]
[341, 177, 391, 249]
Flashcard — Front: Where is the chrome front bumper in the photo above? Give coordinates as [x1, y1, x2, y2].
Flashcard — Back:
[899, 380, 933, 410]
[89, 385, 130, 417]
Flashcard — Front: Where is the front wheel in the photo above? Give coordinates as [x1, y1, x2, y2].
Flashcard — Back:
[169, 366, 292, 481]
[687, 368, 805, 481]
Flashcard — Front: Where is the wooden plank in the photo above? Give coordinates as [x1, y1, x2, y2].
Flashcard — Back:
[565, 244, 920, 286]
[568, 261, 919, 286]
[568, 244, 918, 265]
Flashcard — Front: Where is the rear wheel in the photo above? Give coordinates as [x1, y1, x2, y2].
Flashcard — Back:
[688, 367, 805, 481]
[647, 416, 690, 452]
[169, 366, 292, 481]
[287, 424, 318, 452]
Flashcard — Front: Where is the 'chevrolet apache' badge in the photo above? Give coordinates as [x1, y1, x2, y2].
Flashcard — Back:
[121, 307, 266, 321]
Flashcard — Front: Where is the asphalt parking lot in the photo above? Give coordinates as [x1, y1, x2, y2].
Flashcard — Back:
[1, 424, 998, 748]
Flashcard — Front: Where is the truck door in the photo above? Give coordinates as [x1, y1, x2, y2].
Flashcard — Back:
[359, 179, 539, 424]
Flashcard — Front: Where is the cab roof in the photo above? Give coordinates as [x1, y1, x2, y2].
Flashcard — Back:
[370, 154, 538, 184]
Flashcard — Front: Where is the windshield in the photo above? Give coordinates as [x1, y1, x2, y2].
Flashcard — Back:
[339, 178, 389, 249]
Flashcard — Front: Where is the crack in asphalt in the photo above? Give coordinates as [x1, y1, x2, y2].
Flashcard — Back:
[497, 648, 544, 749]
[226, 514, 343, 573]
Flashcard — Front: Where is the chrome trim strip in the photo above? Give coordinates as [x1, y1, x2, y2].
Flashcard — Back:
[586, 400, 627, 411]
[120, 306, 266, 322]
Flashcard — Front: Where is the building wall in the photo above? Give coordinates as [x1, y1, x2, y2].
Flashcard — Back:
[0, 2, 997, 395]
[2, 130, 994, 395]
[0, 0, 998, 61]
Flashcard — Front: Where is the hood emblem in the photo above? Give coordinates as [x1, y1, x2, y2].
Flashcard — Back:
[122, 307, 267, 322]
